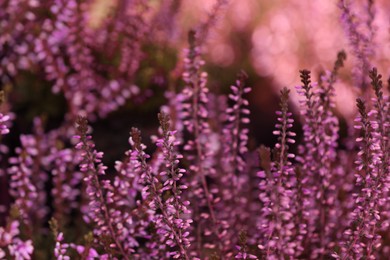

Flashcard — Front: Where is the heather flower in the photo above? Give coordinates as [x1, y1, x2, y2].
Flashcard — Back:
[338, 0, 374, 91]
[8, 135, 39, 224]
[94, 0, 147, 80]
[2, 0, 150, 121]
[33, 0, 148, 120]
[214, 71, 252, 254]
[257, 87, 298, 258]
[338, 68, 389, 259]
[221, 71, 251, 174]
[161, 91, 187, 145]
[1, 1, 390, 258]
[294, 70, 320, 254]
[157, 113, 192, 256]
[8, 118, 54, 227]
[180, 30, 219, 254]
[112, 154, 152, 255]
[50, 219, 106, 260]
[373, 70, 390, 247]
[71, 244, 100, 259]
[0, 216, 33, 260]
[130, 122, 192, 259]
[50, 146, 83, 226]
[0, 0, 39, 83]
[0, 90, 11, 181]
[368, 68, 389, 182]
[295, 64, 345, 257]
[74, 116, 130, 259]
[5, 117, 81, 228]
[34, 0, 72, 95]
[338, 98, 381, 259]
[53, 232, 70, 260]
[0, 113, 10, 136]
[7, 237, 34, 260]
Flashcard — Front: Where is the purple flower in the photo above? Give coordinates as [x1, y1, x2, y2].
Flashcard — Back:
[339, 68, 389, 259]
[179, 30, 219, 255]
[50, 147, 83, 225]
[0, 219, 34, 260]
[215, 71, 252, 255]
[295, 67, 344, 257]
[257, 87, 298, 258]
[8, 135, 40, 222]
[130, 121, 192, 259]
[54, 232, 70, 260]
[338, 0, 373, 90]
[74, 116, 130, 259]
[0, 113, 10, 135]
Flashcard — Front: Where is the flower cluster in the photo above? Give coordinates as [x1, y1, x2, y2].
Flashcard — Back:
[8, 134, 41, 224]
[216, 71, 252, 255]
[74, 116, 130, 257]
[294, 58, 348, 257]
[0, 220, 33, 259]
[0, 0, 389, 259]
[2, 0, 150, 121]
[72, 113, 194, 258]
[338, 68, 389, 259]
[257, 87, 298, 258]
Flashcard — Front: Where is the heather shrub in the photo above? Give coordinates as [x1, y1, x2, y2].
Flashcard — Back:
[0, 0, 389, 259]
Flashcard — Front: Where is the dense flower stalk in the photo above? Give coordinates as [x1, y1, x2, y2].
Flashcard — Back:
[257, 87, 297, 258]
[74, 116, 130, 259]
[8, 135, 40, 224]
[50, 146, 83, 226]
[339, 68, 389, 258]
[370, 69, 390, 247]
[130, 125, 191, 259]
[180, 30, 219, 254]
[368, 68, 389, 183]
[295, 64, 345, 257]
[295, 70, 320, 254]
[157, 112, 192, 257]
[8, 118, 64, 229]
[316, 51, 346, 255]
[222, 71, 251, 175]
[111, 144, 149, 255]
[339, 98, 382, 259]
[215, 71, 252, 255]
